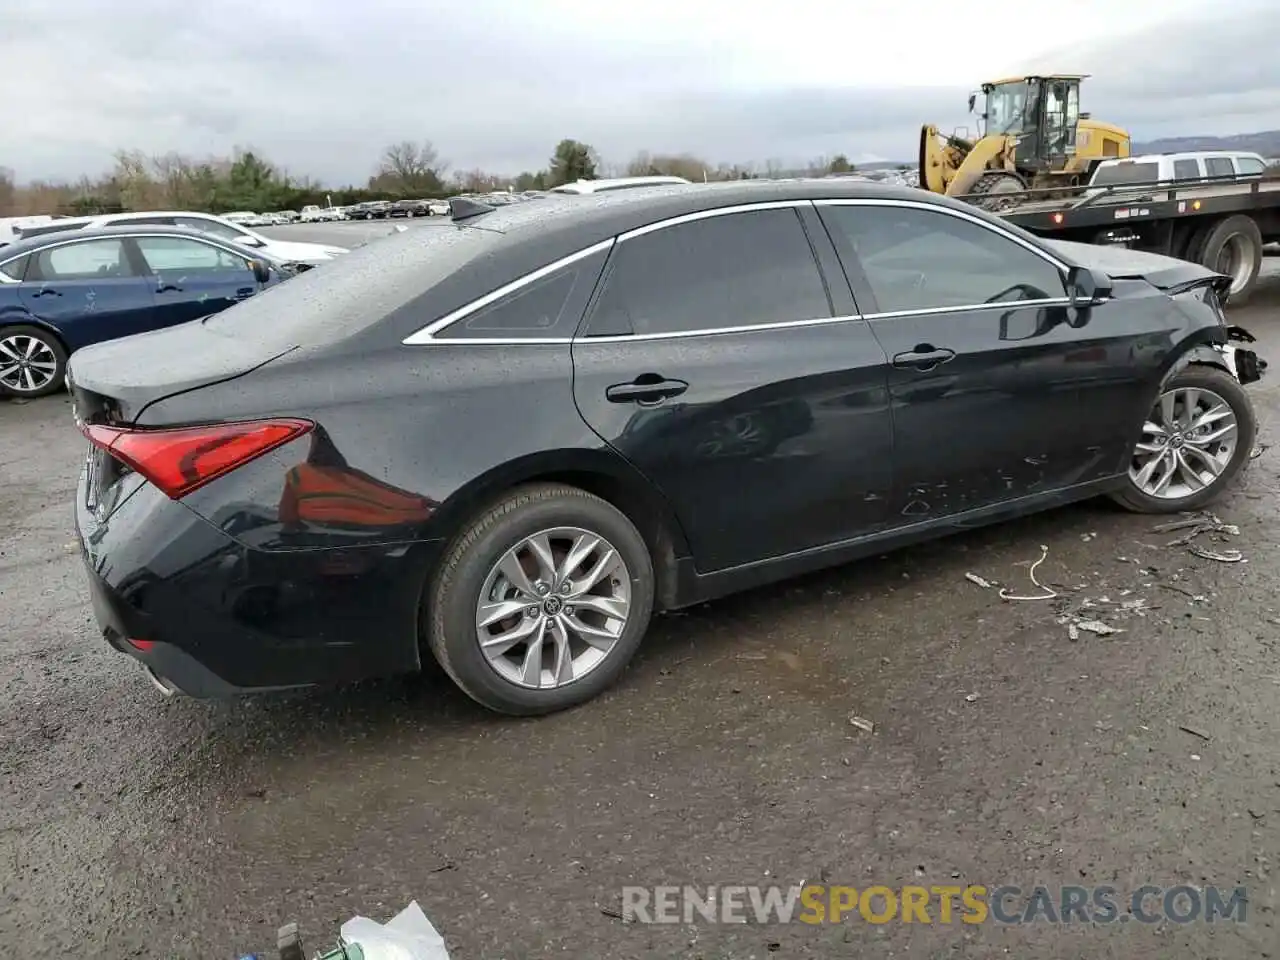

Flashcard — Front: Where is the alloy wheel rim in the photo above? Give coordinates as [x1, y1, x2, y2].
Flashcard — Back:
[0, 334, 58, 394]
[1129, 386, 1239, 499]
[475, 526, 632, 689]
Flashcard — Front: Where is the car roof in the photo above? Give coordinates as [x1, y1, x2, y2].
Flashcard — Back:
[0, 224, 268, 262]
[456, 177, 972, 242]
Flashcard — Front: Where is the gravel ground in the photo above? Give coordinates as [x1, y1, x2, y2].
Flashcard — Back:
[2, 262, 1280, 959]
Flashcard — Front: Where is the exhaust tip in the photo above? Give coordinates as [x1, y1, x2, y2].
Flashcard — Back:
[144, 667, 177, 698]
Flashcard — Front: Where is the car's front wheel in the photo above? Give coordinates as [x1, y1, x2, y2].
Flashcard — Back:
[1111, 364, 1256, 513]
[427, 483, 654, 715]
[0, 325, 67, 398]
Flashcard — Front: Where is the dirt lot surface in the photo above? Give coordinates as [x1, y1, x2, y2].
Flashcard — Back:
[2, 262, 1280, 958]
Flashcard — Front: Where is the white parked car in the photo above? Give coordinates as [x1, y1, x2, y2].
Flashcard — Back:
[301, 205, 346, 223]
[14, 210, 348, 264]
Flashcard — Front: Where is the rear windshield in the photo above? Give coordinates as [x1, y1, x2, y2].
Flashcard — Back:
[202, 224, 502, 349]
[1090, 162, 1160, 186]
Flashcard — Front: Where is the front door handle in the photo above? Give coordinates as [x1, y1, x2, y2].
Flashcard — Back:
[892, 346, 956, 371]
[156, 283, 183, 293]
[605, 376, 689, 404]
[231, 288, 255, 301]
[31, 289, 62, 298]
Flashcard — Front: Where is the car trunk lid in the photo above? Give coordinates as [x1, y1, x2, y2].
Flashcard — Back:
[67, 320, 298, 426]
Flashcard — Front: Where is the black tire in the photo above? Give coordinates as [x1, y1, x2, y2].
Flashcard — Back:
[1195, 215, 1263, 305]
[1110, 364, 1256, 514]
[964, 171, 1028, 212]
[0, 324, 68, 398]
[426, 483, 655, 715]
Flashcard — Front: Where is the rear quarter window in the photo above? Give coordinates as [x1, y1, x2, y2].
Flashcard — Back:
[1091, 162, 1159, 186]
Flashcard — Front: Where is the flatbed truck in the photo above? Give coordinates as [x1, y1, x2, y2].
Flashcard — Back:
[985, 173, 1280, 305]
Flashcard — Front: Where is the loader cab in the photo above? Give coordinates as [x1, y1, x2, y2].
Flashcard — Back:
[978, 75, 1083, 173]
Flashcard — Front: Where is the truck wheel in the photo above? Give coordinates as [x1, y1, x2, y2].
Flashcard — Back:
[965, 172, 1027, 212]
[1195, 215, 1262, 305]
[1110, 364, 1256, 514]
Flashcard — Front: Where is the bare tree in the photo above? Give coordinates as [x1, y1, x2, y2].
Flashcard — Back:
[377, 140, 448, 194]
[0, 167, 15, 216]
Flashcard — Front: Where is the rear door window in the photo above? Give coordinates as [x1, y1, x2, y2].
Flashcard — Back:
[1237, 157, 1266, 175]
[1172, 159, 1202, 181]
[582, 208, 831, 337]
[30, 238, 136, 281]
[1205, 157, 1235, 178]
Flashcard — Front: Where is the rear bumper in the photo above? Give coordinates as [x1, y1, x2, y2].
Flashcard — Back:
[75, 470, 435, 697]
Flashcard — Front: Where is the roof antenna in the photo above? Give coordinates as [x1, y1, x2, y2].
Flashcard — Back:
[449, 197, 496, 221]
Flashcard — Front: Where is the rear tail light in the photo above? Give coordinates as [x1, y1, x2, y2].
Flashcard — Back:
[81, 418, 313, 500]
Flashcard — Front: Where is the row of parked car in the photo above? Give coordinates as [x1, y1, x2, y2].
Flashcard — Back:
[0, 177, 697, 398]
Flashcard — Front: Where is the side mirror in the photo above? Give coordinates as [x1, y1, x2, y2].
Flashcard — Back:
[1064, 266, 1111, 327]
[968, 93, 977, 113]
[250, 259, 272, 284]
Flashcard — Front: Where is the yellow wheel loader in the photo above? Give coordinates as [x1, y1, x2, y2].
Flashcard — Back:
[919, 75, 1130, 209]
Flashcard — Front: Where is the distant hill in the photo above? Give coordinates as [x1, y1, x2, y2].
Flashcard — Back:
[1131, 130, 1280, 158]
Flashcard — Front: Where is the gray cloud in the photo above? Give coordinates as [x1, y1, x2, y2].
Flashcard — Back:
[4, 0, 1278, 185]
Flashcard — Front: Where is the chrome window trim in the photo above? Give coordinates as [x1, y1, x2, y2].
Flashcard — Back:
[401, 238, 616, 345]
[615, 200, 810, 242]
[401, 197, 1079, 346]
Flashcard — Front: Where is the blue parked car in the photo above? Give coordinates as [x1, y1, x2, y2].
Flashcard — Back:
[0, 225, 296, 397]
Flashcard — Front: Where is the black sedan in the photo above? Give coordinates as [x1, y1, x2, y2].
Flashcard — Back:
[66, 180, 1265, 714]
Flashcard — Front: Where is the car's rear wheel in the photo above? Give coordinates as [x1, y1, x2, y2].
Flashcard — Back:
[427, 483, 655, 715]
[1111, 364, 1256, 513]
[0, 325, 67, 398]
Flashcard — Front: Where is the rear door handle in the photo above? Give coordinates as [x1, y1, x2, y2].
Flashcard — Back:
[231, 288, 255, 301]
[605, 377, 689, 404]
[156, 283, 183, 293]
[31, 289, 62, 298]
[892, 347, 956, 371]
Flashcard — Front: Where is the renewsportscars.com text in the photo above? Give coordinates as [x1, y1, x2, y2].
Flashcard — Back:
[621, 884, 1248, 925]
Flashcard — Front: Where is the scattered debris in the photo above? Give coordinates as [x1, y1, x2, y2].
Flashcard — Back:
[849, 715, 876, 734]
[1074, 620, 1122, 637]
[964, 693, 980, 703]
[1158, 583, 1206, 602]
[1179, 725, 1212, 742]
[1154, 512, 1240, 547]
[965, 572, 993, 589]
[1251, 443, 1268, 460]
[1068, 623, 1080, 642]
[1190, 754, 1202, 762]
[999, 545, 1058, 602]
[600, 907, 631, 922]
[1081, 532, 1098, 542]
[1189, 546, 1244, 563]
[1249, 809, 1265, 821]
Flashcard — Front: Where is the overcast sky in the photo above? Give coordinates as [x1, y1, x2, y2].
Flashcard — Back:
[5, 0, 1278, 185]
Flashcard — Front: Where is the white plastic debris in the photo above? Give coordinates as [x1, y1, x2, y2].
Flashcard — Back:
[1074, 620, 1122, 637]
[964, 572, 993, 588]
[999, 545, 1058, 602]
[340, 901, 450, 960]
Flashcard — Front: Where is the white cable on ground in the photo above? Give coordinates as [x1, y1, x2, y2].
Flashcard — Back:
[999, 544, 1058, 601]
